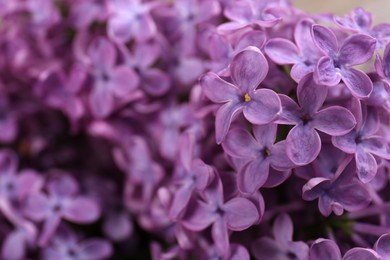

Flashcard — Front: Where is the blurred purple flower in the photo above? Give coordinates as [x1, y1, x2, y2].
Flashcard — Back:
[182, 176, 259, 256]
[41, 225, 112, 260]
[252, 213, 309, 260]
[114, 136, 164, 212]
[87, 37, 139, 118]
[169, 133, 214, 219]
[24, 174, 100, 246]
[107, 0, 157, 43]
[334, 7, 390, 49]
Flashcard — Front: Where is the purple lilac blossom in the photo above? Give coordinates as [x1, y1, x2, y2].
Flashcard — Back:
[0, 0, 390, 259]
[312, 24, 376, 98]
[276, 73, 356, 165]
[201, 46, 281, 144]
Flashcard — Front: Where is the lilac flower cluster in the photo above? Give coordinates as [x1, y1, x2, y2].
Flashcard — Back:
[0, 0, 390, 259]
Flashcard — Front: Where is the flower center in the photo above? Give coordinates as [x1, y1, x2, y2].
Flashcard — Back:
[244, 93, 251, 102]
[262, 147, 271, 157]
[300, 114, 312, 125]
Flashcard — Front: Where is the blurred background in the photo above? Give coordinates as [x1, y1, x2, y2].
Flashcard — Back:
[294, 0, 390, 24]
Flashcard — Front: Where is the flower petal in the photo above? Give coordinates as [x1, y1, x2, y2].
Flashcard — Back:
[230, 47, 268, 92]
[243, 88, 281, 125]
[182, 200, 217, 231]
[141, 68, 171, 96]
[223, 197, 259, 231]
[89, 84, 114, 118]
[222, 128, 258, 159]
[298, 73, 328, 114]
[312, 25, 338, 55]
[235, 30, 267, 51]
[24, 192, 50, 221]
[332, 132, 358, 154]
[1, 230, 26, 260]
[264, 38, 300, 64]
[109, 66, 139, 96]
[273, 213, 293, 243]
[253, 123, 277, 147]
[286, 125, 321, 165]
[62, 197, 100, 223]
[78, 239, 113, 260]
[362, 137, 390, 160]
[302, 177, 332, 201]
[310, 238, 342, 260]
[88, 37, 116, 71]
[339, 34, 376, 66]
[269, 141, 296, 170]
[313, 106, 356, 136]
[200, 72, 239, 103]
[341, 68, 373, 98]
[314, 56, 341, 86]
[374, 233, 390, 259]
[237, 159, 270, 194]
[169, 182, 194, 219]
[215, 101, 243, 144]
[343, 248, 380, 260]
[334, 180, 371, 212]
[355, 147, 377, 183]
[212, 219, 230, 257]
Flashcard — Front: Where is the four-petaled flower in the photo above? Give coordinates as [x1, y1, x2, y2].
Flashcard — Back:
[201, 46, 281, 144]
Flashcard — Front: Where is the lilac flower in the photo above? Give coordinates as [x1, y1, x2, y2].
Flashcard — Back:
[169, 133, 214, 219]
[107, 0, 157, 43]
[36, 66, 86, 124]
[158, 0, 221, 56]
[208, 30, 267, 75]
[155, 103, 196, 160]
[114, 136, 164, 212]
[312, 24, 376, 98]
[309, 238, 341, 260]
[182, 176, 259, 256]
[333, 100, 390, 183]
[119, 40, 171, 96]
[0, 150, 43, 223]
[334, 7, 390, 49]
[87, 37, 139, 118]
[222, 124, 294, 194]
[252, 213, 309, 260]
[41, 225, 112, 260]
[201, 46, 281, 144]
[24, 174, 100, 246]
[302, 156, 371, 216]
[219, 0, 281, 32]
[265, 18, 323, 82]
[277, 73, 356, 165]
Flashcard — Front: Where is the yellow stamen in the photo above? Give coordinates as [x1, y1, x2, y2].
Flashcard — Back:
[244, 93, 251, 102]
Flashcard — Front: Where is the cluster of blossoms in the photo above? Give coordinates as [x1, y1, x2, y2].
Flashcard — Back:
[0, 0, 390, 259]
